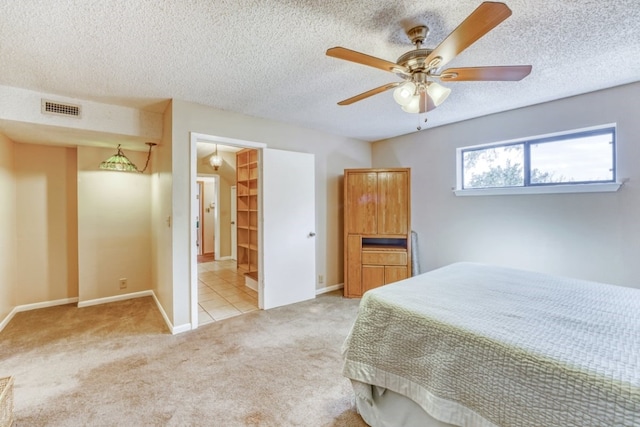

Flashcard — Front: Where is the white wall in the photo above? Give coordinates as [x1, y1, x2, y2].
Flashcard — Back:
[168, 100, 372, 326]
[14, 144, 78, 305]
[0, 133, 16, 320]
[77, 146, 152, 301]
[372, 82, 640, 289]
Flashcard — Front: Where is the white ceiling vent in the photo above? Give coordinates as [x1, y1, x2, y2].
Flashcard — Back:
[41, 99, 81, 118]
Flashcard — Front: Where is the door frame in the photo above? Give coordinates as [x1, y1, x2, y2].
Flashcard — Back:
[189, 132, 266, 329]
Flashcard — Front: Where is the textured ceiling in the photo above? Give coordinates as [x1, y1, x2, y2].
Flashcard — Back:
[1, 0, 639, 143]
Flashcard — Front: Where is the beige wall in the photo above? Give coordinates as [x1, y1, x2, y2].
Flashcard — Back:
[14, 143, 78, 305]
[372, 82, 640, 289]
[151, 102, 174, 321]
[168, 99, 371, 326]
[0, 133, 16, 319]
[77, 146, 152, 301]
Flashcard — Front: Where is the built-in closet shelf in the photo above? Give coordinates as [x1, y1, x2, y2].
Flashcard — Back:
[237, 148, 260, 275]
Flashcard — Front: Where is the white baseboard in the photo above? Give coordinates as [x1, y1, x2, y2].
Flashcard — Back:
[0, 309, 15, 333]
[77, 291, 154, 308]
[245, 275, 258, 292]
[0, 297, 79, 333]
[1, 291, 191, 335]
[149, 291, 191, 334]
[316, 283, 344, 295]
[172, 323, 193, 334]
[16, 297, 79, 312]
[78, 291, 193, 334]
[216, 256, 233, 261]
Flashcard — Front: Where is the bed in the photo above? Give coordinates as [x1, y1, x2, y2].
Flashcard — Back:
[342, 262, 640, 427]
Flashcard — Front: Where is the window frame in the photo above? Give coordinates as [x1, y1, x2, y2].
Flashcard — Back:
[455, 124, 621, 196]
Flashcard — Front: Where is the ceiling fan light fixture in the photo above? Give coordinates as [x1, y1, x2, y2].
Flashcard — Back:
[401, 94, 421, 113]
[427, 81, 451, 107]
[393, 82, 416, 106]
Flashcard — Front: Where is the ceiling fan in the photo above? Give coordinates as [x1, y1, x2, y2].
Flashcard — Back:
[326, 2, 532, 115]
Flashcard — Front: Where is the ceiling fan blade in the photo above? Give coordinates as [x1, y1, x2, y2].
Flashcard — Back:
[327, 47, 409, 75]
[337, 82, 401, 106]
[440, 65, 532, 81]
[425, 2, 512, 70]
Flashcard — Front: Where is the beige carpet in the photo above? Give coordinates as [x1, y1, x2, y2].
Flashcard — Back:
[0, 291, 368, 426]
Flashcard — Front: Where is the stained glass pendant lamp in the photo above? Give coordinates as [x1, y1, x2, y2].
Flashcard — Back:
[99, 142, 156, 173]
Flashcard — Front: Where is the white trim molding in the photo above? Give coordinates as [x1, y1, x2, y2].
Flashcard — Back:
[149, 291, 191, 334]
[1, 291, 192, 335]
[79, 291, 192, 334]
[0, 297, 79, 333]
[77, 290, 154, 308]
[454, 182, 622, 197]
[316, 283, 344, 295]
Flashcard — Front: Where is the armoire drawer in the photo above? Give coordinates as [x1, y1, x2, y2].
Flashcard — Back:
[361, 251, 407, 266]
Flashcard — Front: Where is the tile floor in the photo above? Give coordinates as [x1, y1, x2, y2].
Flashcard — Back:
[198, 259, 259, 326]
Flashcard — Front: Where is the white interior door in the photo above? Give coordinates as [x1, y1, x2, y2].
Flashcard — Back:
[261, 148, 316, 309]
[230, 186, 237, 261]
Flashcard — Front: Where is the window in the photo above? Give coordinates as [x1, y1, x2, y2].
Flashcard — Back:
[456, 124, 619, 195]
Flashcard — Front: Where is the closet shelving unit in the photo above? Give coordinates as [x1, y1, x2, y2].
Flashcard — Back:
[236, 148, 259, 279]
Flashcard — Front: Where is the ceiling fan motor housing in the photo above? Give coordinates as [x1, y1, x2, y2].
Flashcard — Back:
[397, 49, 434, 74]
[407, 25, 429, 47]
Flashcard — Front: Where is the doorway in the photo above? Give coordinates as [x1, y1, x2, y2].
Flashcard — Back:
[197, 257, 258, 325]
[189, 132, 317, 330]
[195, 144, 257, 325]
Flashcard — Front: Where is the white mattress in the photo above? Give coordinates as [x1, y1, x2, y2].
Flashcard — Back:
[342, 262, 640, 426]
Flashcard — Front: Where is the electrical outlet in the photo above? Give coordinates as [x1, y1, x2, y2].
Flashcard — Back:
[318, 275, 324, 284]
[119, 278, 127, 289]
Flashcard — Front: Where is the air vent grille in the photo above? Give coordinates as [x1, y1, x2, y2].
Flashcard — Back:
[41, 99, 81, 118]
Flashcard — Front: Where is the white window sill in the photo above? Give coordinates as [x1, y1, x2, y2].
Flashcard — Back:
[453, 182, 622, 197]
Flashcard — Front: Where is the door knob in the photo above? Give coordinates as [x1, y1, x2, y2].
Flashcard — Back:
[308, 232, 316, 237]
[231, 221, 235, 225]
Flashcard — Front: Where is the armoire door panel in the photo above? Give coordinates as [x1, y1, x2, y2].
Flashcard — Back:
[377, 171, 409, 235]
[346, 172, 378, 235]
[384, 266, 409, 285]
[362, 265, 385, 293]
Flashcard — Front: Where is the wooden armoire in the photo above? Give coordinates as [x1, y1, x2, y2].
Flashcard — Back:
[343, 168, 411, 298]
